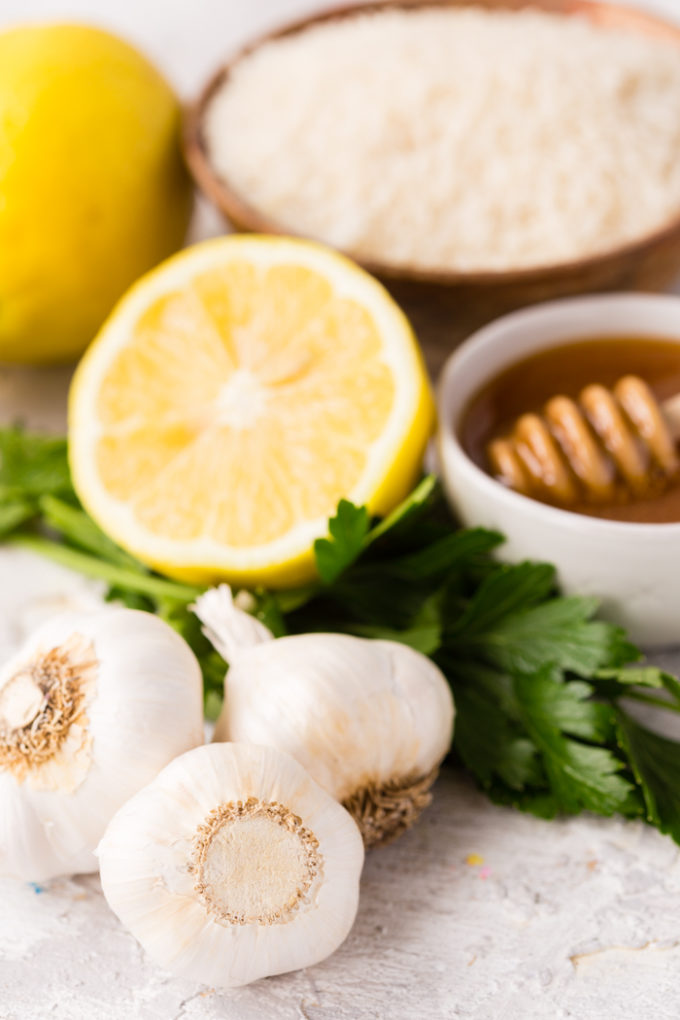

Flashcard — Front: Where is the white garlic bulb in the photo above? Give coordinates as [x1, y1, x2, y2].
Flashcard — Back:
[98, 742, 364, 988]
[0, 607, 204, 882]
[195, 586, 455, 847]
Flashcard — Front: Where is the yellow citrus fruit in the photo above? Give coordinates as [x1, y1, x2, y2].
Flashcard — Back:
[69, 236, 435, 587]
[0, 23, 192, 364]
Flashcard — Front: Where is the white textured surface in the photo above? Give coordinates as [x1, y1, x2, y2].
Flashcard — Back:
[3, 1, 680, 1017]
[3, 772, 680, 1020]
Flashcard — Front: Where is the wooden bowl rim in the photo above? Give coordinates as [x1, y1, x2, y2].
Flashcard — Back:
[184, 0, 680, 288]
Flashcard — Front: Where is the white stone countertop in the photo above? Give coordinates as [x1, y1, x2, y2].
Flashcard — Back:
[3, 1, 680, 1018]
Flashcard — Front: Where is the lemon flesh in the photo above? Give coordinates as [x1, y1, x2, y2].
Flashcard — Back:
[69, 236, 435, 587]
[0, 23, 192, 364]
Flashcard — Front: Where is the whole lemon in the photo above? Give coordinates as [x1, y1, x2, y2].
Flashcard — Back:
[0, 23, 193, 363]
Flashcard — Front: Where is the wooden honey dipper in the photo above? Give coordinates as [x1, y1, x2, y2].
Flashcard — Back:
[487, 376, 680, 506]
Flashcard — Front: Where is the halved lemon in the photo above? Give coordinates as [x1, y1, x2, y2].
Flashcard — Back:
[69, 236, 435, 587]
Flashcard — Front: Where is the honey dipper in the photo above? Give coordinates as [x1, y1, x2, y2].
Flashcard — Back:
[486, 376, 680, 506]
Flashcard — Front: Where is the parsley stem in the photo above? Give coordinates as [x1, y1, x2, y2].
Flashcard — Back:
[621, 690, 680, 715]
[9, 534, 204, 603]
[364, 474, 438, 547]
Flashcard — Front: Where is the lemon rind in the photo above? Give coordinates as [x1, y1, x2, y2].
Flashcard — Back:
[69, 236, 435, 585]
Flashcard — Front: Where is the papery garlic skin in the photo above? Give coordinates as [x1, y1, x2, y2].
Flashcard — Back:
[98, 742, 364, 988]
[196, 586, 454, 846]
[0, 608, 204, 882]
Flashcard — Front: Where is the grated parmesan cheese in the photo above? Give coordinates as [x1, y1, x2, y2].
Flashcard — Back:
[204, 7, 680, 273]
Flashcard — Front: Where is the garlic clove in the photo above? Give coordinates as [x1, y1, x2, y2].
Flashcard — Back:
[98, 742, 365, 988]
[0, 607, 204, 882]
[196, 586, 455, 848]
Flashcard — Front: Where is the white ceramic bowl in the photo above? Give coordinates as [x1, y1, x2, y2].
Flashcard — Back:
[437, 293, 680, 647]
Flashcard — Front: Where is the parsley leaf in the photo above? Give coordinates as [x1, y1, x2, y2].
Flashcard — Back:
[513, 666, 641, 815]
[449, 567, 635, 676]
[514, 668, 636, 816]
[449, 562, 557, 637]
[514, 667, 614, 743]
[314, 499, 370, 583]
[350, 590, 444, 654]
[449, 660, 637, 818]
[386, 528, 503, 581]
[452, 667, 542, 791]
[0, 427, 75, 540]
[595, 666, 680, 703]
[0, 427, 72, 503]
[616, 711, 680, 841]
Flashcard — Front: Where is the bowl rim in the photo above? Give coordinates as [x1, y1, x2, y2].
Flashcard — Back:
[184, 0, 680, 288]
[437, 291, 680, 534]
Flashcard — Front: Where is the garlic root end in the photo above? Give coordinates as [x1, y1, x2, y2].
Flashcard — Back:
[343, 765, 441, 848]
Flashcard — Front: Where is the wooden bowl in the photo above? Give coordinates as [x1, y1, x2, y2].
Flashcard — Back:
[184, 0, 680, 363]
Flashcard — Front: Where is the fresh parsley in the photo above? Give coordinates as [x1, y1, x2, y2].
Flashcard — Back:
[314, 499, 370, 584]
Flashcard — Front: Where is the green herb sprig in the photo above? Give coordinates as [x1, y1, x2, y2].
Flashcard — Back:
[4, 426, 680, 841]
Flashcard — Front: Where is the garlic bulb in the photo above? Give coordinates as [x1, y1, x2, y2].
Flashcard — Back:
[195, 586, 455, 847]
[0, 607, 203, 882]
[98, 742, 364, 987]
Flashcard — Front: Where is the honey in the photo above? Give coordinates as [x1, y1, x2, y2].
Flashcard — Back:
[460, 337, 680, 523]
